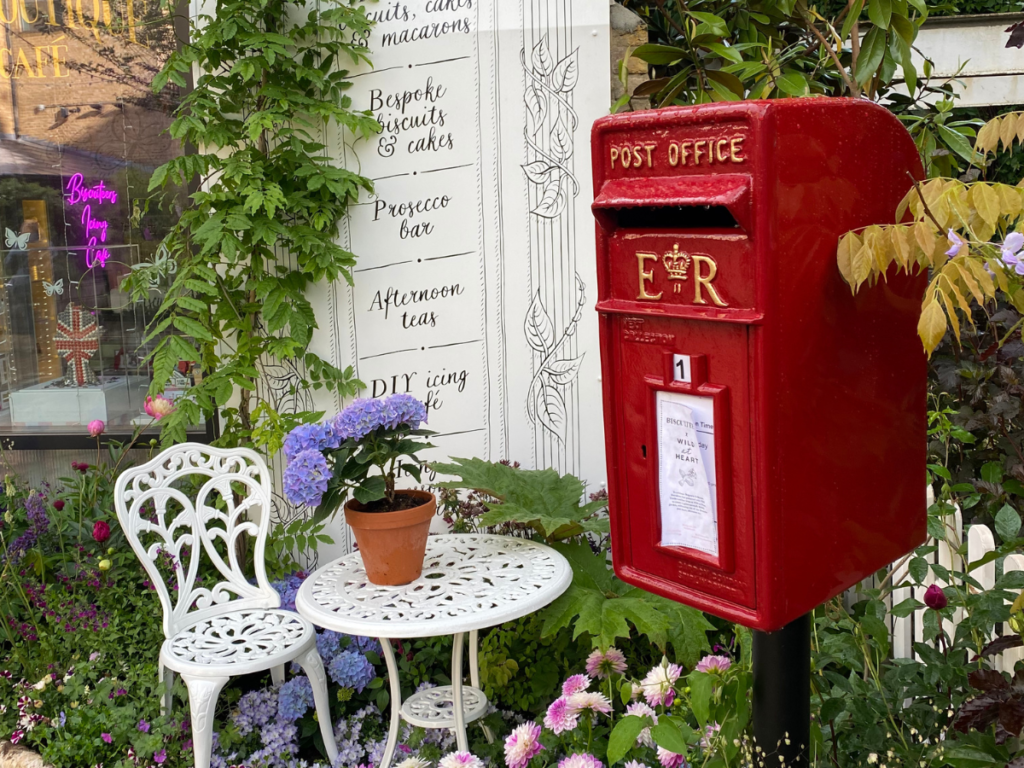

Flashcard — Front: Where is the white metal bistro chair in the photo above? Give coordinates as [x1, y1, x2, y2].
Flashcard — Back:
[114, 443, 339, 768]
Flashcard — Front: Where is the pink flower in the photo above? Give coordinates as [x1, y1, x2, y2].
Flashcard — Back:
[53, 500, 65, 511]
[566, 691, 613, 715]
[544, 697, 578, 734]
[137, 719, 150, 733]
[694, 655, 731, 674]
[624, 762, 649, 768]
[101, 732, 112, 743]
[924, 584, 948, 610]
[945, 230, 964, 257]
[504, 722, 544, 768]
[700, 722, 721, 749]
[439, 753, 484, 768]
[657, 747, 686, 768]
[87, 420, 105, 438]
[562, 674, 591, 697]
[144, 394, 176, 420]
[10, 729, 24, 744]
[92, 521, 110, 543]
[585, 647, 628, 679]
[558, 755, 603, 768]
[641, 662, 682, 707]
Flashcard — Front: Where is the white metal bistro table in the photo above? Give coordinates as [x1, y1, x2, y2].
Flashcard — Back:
[295, 534, 572, 768]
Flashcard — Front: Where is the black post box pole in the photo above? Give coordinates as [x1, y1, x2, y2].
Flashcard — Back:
[752, 612, 811, 765]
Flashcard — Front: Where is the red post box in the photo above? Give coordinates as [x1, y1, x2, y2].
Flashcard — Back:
[591, 99, 927, 631]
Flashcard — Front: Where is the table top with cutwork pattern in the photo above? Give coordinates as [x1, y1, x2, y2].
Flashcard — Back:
[295, 534, 572, 638]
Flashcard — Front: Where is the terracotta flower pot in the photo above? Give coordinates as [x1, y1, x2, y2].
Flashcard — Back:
[344, 490, 435, 586]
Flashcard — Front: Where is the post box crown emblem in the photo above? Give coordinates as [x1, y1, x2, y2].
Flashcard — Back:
[662, 244, 692, 282]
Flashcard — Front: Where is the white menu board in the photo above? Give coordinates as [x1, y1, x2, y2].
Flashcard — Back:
[301, 1, 611, 556]
[656, 391, 718, 557]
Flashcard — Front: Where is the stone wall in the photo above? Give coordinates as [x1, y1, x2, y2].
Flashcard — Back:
[610, 2, 650, 109]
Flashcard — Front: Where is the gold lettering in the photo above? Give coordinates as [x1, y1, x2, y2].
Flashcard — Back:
[693, 140, 704, 164]
[14, 47, 37, 77]
[610, 147, 619, 166]
[644, 143, 656, 167]
[716, 139, 729, 162]
[730, 136, 745, 163]
[50, 43, 68, 77]
[45, 0, 57, 25]
[0, 0, 18, 24]
[33, 44, 44, 74]
[668, 142, 679, 167]
[693, 255, 728, 307]
[621, 146, 631, 169]
[680, 141, 692, 166]
[126, 0, 137, 42]
[636, 253, 663, 301]
[632, 146, 643, 167]
[0, 49, 11, 79]
[18, 0, 37, 23]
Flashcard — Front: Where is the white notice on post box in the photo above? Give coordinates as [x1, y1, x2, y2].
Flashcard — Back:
[656, 391, 718, 557]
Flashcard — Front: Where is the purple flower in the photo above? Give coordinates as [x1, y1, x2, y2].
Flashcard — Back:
[504, 723, 544, 768]
[543, 697, 578, 734]
[154, 748, 167, 764]
[945, 230, 964, 257]
[327, 649, 376, 692]
[700, 722, 721, 749]
[137, 719, 150, 733]
[277, 676, 314, 722]
[1001, 232, 1024, 275]
[694, 655, 732, 674]
[282, 449, 330, 507]
[283, 422, 334, 461]
[924, 584, 948, 610]
[585, 647, 627, 679]
[562, 674, 590, 697]
[233, 689, 277, 736]
[331, 398, 389, 441]
[382, 393, 427, 430]
[558, 755, 604, 768]
[101, 732, 112, 744]
[316, 629, 344, 662]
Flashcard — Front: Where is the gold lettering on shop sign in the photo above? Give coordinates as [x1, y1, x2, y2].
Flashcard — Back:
[693, 254, 728, 307]
[636, 252, 663, 301]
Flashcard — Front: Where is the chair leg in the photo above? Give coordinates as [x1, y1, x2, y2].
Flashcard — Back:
[158, 662, 174, 716]
[297, 648, 339, 764]
[271, 664, 285, 686]
[183, 675, 229, 768]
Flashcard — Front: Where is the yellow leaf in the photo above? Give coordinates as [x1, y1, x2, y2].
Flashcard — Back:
[1016, 113, 1024, 145]
[895, 190, 916, 223]
[918, 295, 947, 355]
[852, 242, 874, 287]
[947, 184, 971, 227]
[958, 259, 993, 302]
[977, 116, 1002, 155]
[915, 221, 939, 259]
[953, 260, 984, 305]
[1002, 113, 1019, 151]
[891, 226, 912, 269]
[938, 288, 961, 342]
[940, 269, 972, 316]
[971, 183, 1000, 227]
[990, 259, 1010, 293]
[1010, 285, 1024, 314]
[997, 183, 1023, 219]
[837, 232, 860, 287]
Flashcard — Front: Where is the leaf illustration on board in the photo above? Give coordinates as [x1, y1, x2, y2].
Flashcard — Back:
[533, 176, 567, 219]
[544, 356, 584, 386]
[536, 381, 566, 441]
[552, 49, 579, 93]
[523, 161, 558, 185]
[532, 37, 554, 76]
[551, 114, 572, 162]
[525, 292, 555, 354]
[525, 85, 547, 136]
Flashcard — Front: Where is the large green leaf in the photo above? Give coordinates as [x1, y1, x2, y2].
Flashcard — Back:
[856, 27, 887, 86]
[433, 457, 607, 539]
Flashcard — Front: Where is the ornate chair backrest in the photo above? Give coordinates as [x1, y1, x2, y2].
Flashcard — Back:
[114, 443, 280, 639]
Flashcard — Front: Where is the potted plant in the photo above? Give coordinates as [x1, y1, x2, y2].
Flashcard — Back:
[282, 393, 434, 585]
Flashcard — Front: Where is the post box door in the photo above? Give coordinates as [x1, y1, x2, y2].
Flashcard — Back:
[614, 313, 756, 610]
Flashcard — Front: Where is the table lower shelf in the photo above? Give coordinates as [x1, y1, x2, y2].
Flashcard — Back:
[400, 685, 488, 729]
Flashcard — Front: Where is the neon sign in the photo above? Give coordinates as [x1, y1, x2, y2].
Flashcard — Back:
[65, 174, 116, 268]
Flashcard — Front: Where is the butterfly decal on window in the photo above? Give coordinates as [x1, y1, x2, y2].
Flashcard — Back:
[43, 279, 64, 297]
[4, 228, 30, 250]
[131, 245, 177, 288]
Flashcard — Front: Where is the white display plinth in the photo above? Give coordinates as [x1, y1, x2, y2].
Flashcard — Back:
[9, 377, 130, 427]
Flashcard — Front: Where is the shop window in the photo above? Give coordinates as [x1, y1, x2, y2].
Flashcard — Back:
[0, 0, 203, 440]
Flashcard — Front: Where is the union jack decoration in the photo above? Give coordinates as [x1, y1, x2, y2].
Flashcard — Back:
[54, 303, 99, 386]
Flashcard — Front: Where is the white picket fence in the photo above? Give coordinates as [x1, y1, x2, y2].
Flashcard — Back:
[846, 488, 1024, 672]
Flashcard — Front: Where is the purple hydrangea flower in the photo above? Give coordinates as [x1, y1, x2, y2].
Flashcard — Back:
[282, 449, 330, 507]
[234, 689, 278, 736]
[271, 573, 304, 613]
[348, 635, 382, 655]
[382, 393, 427, 430]
[277, 676, 314, 722]
[316, 630, 344, 662]
[283, 422, 334, 460]
[327, 650, 376, 692]
[331, 398, 389, 441]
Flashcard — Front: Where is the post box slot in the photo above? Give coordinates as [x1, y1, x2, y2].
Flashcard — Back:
[615, 205, 739, 230]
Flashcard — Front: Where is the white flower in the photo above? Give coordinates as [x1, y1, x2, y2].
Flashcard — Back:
[626, 702, 658, 747]
[32, 676, 48, 691]
[439, 753, 485, 768]
[395, 759, 430, 768]
[867, 755, 878, 765]
[640, 661, 682, 707]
